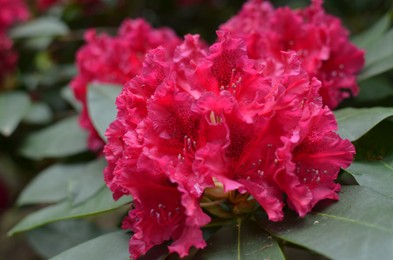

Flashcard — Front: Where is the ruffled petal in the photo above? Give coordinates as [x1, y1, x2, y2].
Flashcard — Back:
[71, 19, 180, 151]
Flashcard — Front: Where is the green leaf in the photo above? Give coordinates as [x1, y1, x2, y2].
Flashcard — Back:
[345, 162, 393, 197]
[8, 187, 131, 235]
[19, 115, 88, 159]
[61, 86, 82, 112]
[352, 14, 391, 49]
[17, 163, 84, 205]
[26, 220, 104, 258]
[69, 158, 107, 205]
[334, 107, 393, 141]
[195, 219, 284, 260]
[22, 102, 53, 124]
[256, 186, 393, 260]
[344, 120, 393, 198]
[17, 158, 106, 206]
[364, 28, 393, 67]
[9, 17, 69, 38]
[0, 91, 31, 136]
[356, 77, 393, 103]
[87, 83, 122, 141]
[22, 65, 77, 90]
[24, 37, 53, 50]
[50, 230, 129, 260]
[358, 21, 393, 80]
[359, 53, 393, 81]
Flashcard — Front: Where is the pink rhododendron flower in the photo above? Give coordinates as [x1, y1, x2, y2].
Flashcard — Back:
[104, 31, 354, 258]
[71, 18, 181, 151]
[220, 0, 365, 108]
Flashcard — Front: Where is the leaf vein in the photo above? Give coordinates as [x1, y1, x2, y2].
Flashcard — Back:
[313, 212, 393, 235]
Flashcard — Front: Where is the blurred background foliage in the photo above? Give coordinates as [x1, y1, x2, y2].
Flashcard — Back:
[1, 0, 392, 259]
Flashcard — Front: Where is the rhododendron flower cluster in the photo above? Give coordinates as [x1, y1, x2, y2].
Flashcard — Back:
[220, 0, 365, 108]
[104, 30, 355, 258]
[0, 0, 29, 85]
[71, 18, 180, 151]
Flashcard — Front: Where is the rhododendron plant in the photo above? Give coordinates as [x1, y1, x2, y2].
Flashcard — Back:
[7, 0, 393, 259]
[220, 0, 365, 108]
[104, 31, 354, 258]
[71, 18, 180, 151]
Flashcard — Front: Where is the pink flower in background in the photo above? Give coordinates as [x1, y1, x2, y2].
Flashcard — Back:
[0, 35, 18, 85]
[220, 0, 365, 108]
[0, 0, 29, 34]
[71, 18, 181, 151]
[0, 0, 29, 85]
[301, 1, 365, 108]
[104, 31, 354, 258]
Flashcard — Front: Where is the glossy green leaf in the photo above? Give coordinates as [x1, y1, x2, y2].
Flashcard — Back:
[257, 186, 393, 260]
[0, 91, 31, 136]
[17, 164, 84, 205]
[345, 162, 393, 197]
[344, 120, 393, 198]
[352, 14, 391, 49]
[17, 158, 106, 206]
[69, 158, 107, 205]
[359, 53, 393, 81]
[22, 65, 77, 90]
[26, 220, 104, 258]
[8, 187, 131, 235]
[24, 36, 53, 50]
[19, 115, 88, 159]
[87, 83, 122, 141]
[364, 28, 393, 67]
[334, 107, 393, 141]
[195, 220, 284, 260]
[9, 17, 69, 38]
[50, 230, 129, 260]
[356, 77, 393, 103]
[22, 102, 53, 124]
[61, 86, 82, 112]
